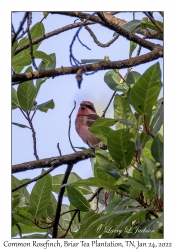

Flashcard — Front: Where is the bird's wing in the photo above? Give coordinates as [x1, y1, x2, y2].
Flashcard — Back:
[86, 114, 100, 128]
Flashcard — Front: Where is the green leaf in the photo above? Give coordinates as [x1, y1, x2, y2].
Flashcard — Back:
[43, 12, 48, 18]
[89, 118, 116, 144]
[94, 166, 117, 185]
[58, 204, 78, 233]
[145, 20, 163, 32]
[47, 192, 57, 219]
[30, 22, 45, 51]
[66, 186, 90, 212]
[71, 177, 118, 192]
[13, 207, 34, 226]
[35, 53, 56, 97]
[116, 118, 137, 128]
[121, 20, 142, 33]
[142, 155, 156, 194]
[12, 53, 32, 67]
[33, 51, 53, 62]
[17, 67, 36, 112]
[151, 100, 163, 135]
[13, 223, 46, 236]
[119, 209, 147, 229]
[12, 87, 19, 109]
[104, 70, 128, 91]
[125, 71, 141, 88]
[150, 232, 163, 239]
[151, 133, 163, 166]
[12, 175, 30, 203]
[32, 99, 55, 113]
[130, 62, 162, 115]
[114, 20, 142, 36]
[89, 126, 112, 145]
[74, 211, 100, 238]
[22, 233, 50, 238]
[101, 169, 121, 180]
[12, 122, 30, 129]
[114, 94, 137, 130]
[127, 176, 147, 198]
[129, 41, 137, 58]
[104, 197, 131, 213]
[107, 130, 135, 169]
[12, 197, 26, 209]
[90, 118, 117, 127]
[83, 207, 149, 238]
[95, 148, 119, 171]
[142, 140, 154, 160]
[140, 132, 152, 146]
[128, 217, 161, 238]
[52, 172, 91, 195]
[29, 169, 52, 218]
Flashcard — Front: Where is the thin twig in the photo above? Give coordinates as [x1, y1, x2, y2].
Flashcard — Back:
[19, 107, 28, 120]
[101, 91, 117, 118]
[27, 13, 38, 71]
[16, 223, 22, 238]
[68, 101, 77, 152]
[30, 109, 37, 121]
[12, 163, 56, 192]
[159, 11, 164, 17]
[26, 112, 39, 160]
[88, 187, 103, 202]
[57, 143, 62, 156]
[52, 163, 74, 238]
[60, 209, 78, 216]
[69, 13, 96, 67]
[143, 115, 154, 139]
[84, 24, 119, 48]
[40, 12, 49, 23]
[58, 210, 79, 238]
[143, 12, 163, 33]
[12, 23, 16, 35]
[12, 12, 29, 45]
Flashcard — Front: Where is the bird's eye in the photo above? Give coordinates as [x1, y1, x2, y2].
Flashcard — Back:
[87, 105, 94, 111]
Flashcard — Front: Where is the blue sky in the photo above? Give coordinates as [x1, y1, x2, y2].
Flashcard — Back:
[12, 12, 163, 195]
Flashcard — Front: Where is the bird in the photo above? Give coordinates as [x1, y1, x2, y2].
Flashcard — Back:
[75, 101, 102, 148]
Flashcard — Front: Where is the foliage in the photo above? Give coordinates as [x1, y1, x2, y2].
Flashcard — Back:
[12, 12, 163, 239]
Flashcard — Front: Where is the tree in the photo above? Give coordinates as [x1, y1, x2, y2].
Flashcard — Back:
[12, 12, 163, 239]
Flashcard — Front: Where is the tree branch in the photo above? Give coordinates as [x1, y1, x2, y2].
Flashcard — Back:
[12, 48, 163, 84]
[52, 163, 74, 238]
[143, 12, 163, 33]
[26, 112, 39, 160]
[84, 25, 119, 48]
[12, 163, 57, 192]
[50, 12, 163, 41]
[12, 150, 94, 173]
[27, 12, 38, 71]
[13, 21, 94, 56]
[12, 12, 29, 45]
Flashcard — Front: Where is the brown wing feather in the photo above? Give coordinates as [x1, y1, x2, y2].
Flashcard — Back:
[86, 114, 100, 127]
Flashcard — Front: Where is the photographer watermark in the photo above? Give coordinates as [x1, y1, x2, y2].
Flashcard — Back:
[96, 224, 155, 235]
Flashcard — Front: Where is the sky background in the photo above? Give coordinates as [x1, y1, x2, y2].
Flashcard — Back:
[12, 12, 163, 201]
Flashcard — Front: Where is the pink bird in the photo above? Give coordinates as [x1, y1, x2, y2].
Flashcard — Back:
[75, 101, 101, 148]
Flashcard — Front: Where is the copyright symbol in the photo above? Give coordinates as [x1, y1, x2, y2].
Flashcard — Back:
[96, 224, 103, 233]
